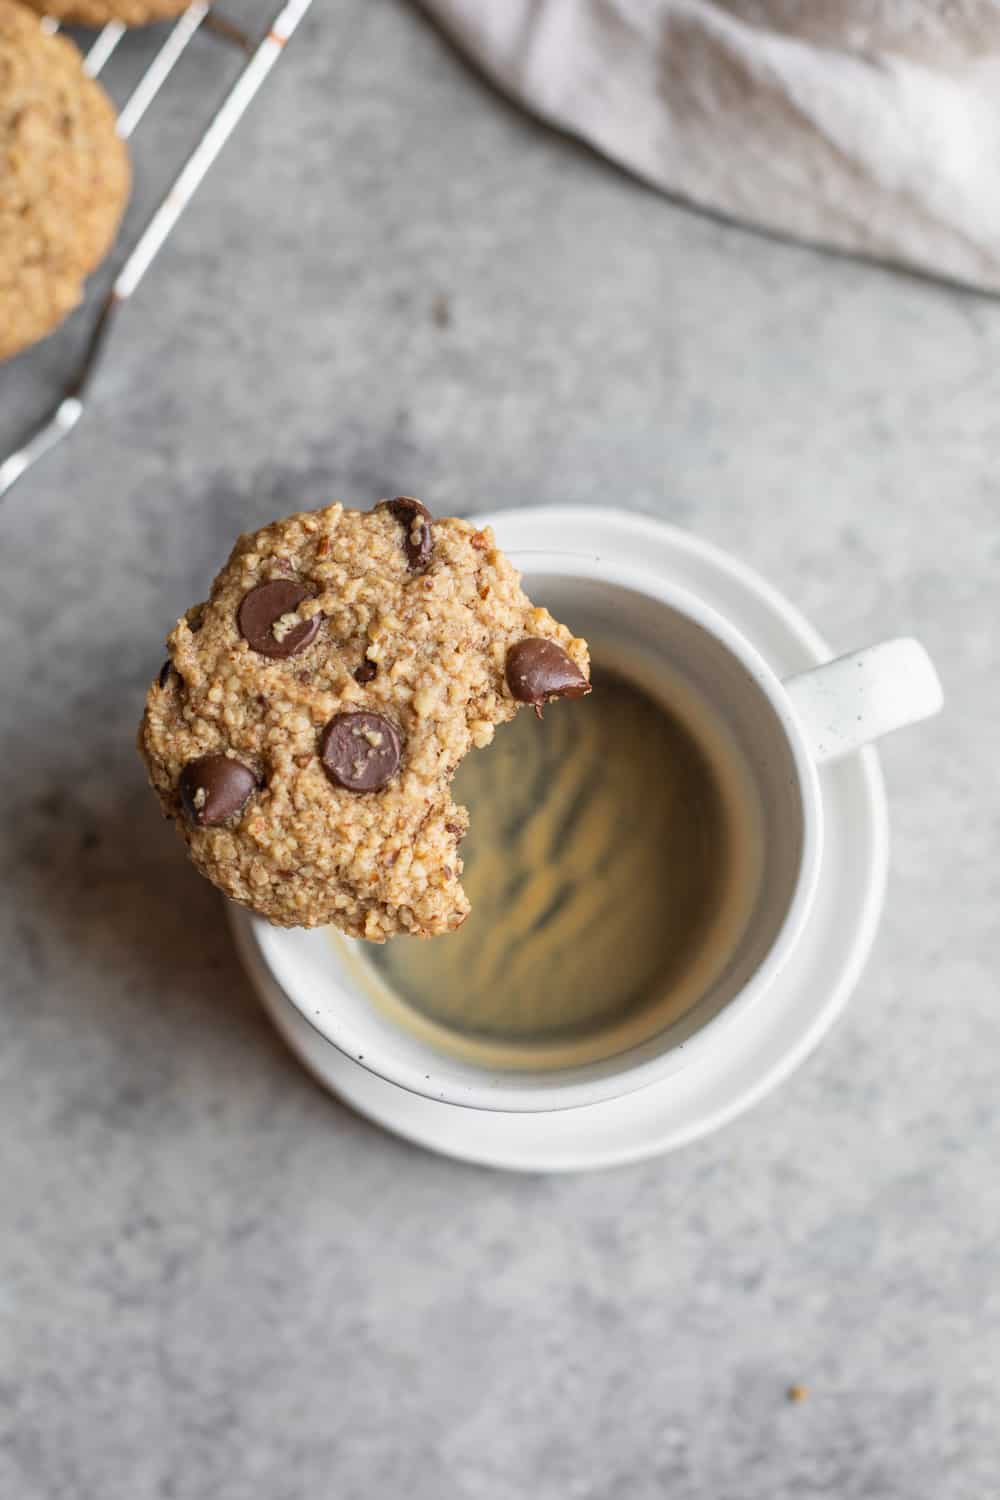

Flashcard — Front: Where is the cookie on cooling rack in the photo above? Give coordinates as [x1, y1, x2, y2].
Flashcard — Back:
[0, 0, 130, 361]
[139, 499, 591, 940]
[19, 0, 188, 25]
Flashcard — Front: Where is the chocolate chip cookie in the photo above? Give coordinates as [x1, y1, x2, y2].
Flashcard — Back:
[19, 0, 187, 26]
[0, 1, 130, 361]
[139, 500, 591, 940]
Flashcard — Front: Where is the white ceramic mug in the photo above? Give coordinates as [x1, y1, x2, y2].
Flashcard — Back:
[248, 536, 942, 1116]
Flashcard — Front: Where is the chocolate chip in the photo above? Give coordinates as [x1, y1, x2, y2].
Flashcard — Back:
[505, 638, 591, 715]
[157, 659, 172, 689]
[320, 711, 401, 793]
[354, 660, 377, 684]
[379, 496, 433, 571]
[179, 754, 257, 827]
[237, 580, 320, 659]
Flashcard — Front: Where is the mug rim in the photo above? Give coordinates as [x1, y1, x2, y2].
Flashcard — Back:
[263, 534, 826, 1113]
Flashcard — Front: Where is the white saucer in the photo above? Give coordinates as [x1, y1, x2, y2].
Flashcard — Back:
[228, 509, 888, 1171]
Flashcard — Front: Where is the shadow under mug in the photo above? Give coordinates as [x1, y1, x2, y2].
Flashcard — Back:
[255, 548, 942, 1114]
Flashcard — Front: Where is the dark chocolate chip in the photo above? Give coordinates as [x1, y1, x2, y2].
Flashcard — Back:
[237, 580, 320, 659]
[354, 660, 377, 684]
[379, 496, 433, 571]
[505, 638, 591, 714]
[179, 754, 257, 827]
[157, 659, 172, 689]
[320, 711, 401, 793]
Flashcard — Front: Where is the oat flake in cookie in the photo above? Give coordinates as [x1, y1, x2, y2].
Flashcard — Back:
[138, 500, 590, 940]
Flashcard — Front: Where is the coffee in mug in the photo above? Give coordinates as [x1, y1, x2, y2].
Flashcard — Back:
[348, 657, 764, 1070]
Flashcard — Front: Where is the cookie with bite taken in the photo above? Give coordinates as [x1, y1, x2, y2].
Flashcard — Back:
[138, 498, 591, 940]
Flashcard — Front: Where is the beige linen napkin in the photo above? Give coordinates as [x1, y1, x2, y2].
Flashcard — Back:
[417, 0, 1000, 291]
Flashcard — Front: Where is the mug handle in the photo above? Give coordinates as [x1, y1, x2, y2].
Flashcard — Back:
[783, 638, 943, 765]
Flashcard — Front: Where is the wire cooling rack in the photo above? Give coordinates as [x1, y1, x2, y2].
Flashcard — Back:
[0, 0, 314, 500]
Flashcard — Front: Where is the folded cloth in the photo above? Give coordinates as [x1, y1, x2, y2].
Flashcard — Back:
[417, 0, 1000, 291]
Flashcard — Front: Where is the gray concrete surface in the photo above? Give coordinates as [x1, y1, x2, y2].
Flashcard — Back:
[2, 2, 997, 1496]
